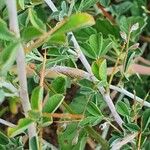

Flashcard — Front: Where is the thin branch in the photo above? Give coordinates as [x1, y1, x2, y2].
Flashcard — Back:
[135, 57, 150, 66]
[140, 35, 150, 43]
[111, 132, 138, 150]
[44, 0, 58, 12]
[0, 118, 16, 127]
[109, 85, 150, 107]
[12, 64, 150, 107]
[5, 0, 36, 138]
[96, 3, 115, 24]
[107, 64, 150, 75]
[47, 66, 150, 108]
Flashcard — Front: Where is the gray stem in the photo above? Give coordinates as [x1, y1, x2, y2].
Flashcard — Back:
[5, 0, 36, 138]
[49, 66, 150, 107]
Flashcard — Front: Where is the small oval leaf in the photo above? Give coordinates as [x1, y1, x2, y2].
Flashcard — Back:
[43, 94, 64, 113]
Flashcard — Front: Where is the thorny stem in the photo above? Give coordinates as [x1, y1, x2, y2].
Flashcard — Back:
[5, 0, 36, 138]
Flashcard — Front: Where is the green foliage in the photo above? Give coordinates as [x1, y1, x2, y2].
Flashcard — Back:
[78, 0, 99, 11]
[22, 26, 43, 41]
[116, 101, 130, 117]
[0, 131, 9, 145]
[142, 109, 150, 131]
[58, 123, 87, 150]
[29, 136, 39, 150]
[123, 123, 140, 132]
[81, 33, 112, 59]
[92, 58, 107, 83]
[0, 42, 19, 75]
[28, 8, 46, 32]
[0, 18, 15, 41]
[0, 0, 150, 149]
[54, 13, 95, 34]
[43, 94, 64, 113]
[94, 19, 120, 38]
[51, 76, 67, 94]
[118, 16, 147, 41]
[31, 86, 43, 111]
[7, 118, 33, 137]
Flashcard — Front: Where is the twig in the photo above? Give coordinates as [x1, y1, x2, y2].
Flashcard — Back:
[111, 132, 138, 150]
[109, 85, 150, 107]
[5, 0, 36, 138]
[44, 0, 58, 12]
[96, 3, 115, 24]
[47, 66, 150, 107]
[43, 112, 84, 119]
[40, 50, 47, 87]
[135, 57, 150, 66]
[107, 64, 150, 75]
[140, 35, 150, 43]
[16, 64, 149, 107]
[0, 118, 16, 127]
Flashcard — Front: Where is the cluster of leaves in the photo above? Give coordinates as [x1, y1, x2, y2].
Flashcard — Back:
[0, 0, 150, 150]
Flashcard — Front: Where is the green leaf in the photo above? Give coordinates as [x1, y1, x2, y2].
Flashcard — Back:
[81, 43, 96, 59]
[79, 0, 99, 11]
[7, 118, 33, 137]
[0, 145, 5, 150]
[0, 18, 15, 41]
[79, 116, 103, 127]
[51, 77, 67, 94]
[18, 0, 25, 10]
[31, 86, 43, 111]
[118, 16, 147, 41]
[58, 123, 87, 150]
[22, 26, 43, 41]
[29, 136, 39, 150]
[28, 110, 41, 121]
[98, 58, 107, 82]
[123, 123, 140, 132]
[28, 8, 46, 32]
[116, 101, 130, 117]
[47, 33, 67, 45]
[42, 94, 64, 127]
[92, 61, 100, 80]
[89, 33, 102, 56]
[99, 0, 111, 7]
[81, 33, 112, 59]
[142, 109, 150, 131]
[87, 101, 103, 116]
[110, 1, 133, 15]
[0, 90, 5, 103]
[54, 13, 95, 34]
[43, 94, 64, 113]
[94, 19, 120, 38]
[75, 26, 97, 42]
[0, 131, 9, 145]
[41, 116, 53, 127]
[0, 42, 19, 75]
[124, 52, 135, 72]
[92, 58, 107, 82]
